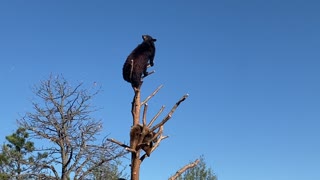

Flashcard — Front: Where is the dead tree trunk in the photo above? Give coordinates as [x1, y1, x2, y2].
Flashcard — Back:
[108, 84, 188, 180]
[108, 69, 188, 180]
[130, 88, 142, 180]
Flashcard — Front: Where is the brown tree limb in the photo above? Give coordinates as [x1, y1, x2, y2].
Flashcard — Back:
[168, 159, 200, 180]
[131, 88, 141, 126]
[131, 89, 142, 180]
[41, 164, 59, 179]
[107, 138, 136, 154]
[151, 94, 189, 132]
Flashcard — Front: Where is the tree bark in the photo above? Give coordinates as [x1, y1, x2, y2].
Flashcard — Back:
[131, 88, 141, 180]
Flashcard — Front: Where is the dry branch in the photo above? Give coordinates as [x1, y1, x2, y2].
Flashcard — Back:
[148, 105, 165, 128]
[141, 85, 163, 105]
[151, 94, 189, 132]
[18, 75, 124, 179]
[168, 159, 200, 180]
[106, 138, 136, 154]
[142, 103, 148, 126]
[147, 127, 169, 161]
[131, 88, 141, 125]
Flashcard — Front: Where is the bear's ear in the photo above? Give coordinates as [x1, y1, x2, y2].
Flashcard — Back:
[142, 35, 156, 42]
[142, 35, 149, 41]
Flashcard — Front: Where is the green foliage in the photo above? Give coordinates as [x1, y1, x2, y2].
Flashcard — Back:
[0, 128, 34, 177]
[0, 173, 10, 180]
[5, 127, 34, 153]
[176, 156, 217, 180]
[90, 159, 128, 180]
[0, 127, 47, 179]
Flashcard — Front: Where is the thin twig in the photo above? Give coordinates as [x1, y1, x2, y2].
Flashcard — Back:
[141, 85, 163, 105]
[142, 70, 155, 79]
[107, 138, 136, 153]
[142, 103, 148, 126]
[152, 126, 168, 151]
[151, 94, 188, 132]
[130, 59, 134, 80]
[148, 105, 165, 128]
[151, 134, 169, 154]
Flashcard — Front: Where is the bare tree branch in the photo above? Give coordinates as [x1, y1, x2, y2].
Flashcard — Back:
[148, 105, 165, 128]
[151, 126, 169, 154]
[151, 94, 189, 132]
[141, 85, 163, 105]
[142, 103, 148, 126]
[42, 164, 60, 179]
[18, 75, 124, 180]
[107, 138, 136, 154]
[168, 159, 200, 180]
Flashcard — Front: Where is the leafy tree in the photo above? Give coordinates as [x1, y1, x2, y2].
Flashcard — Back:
[0, 127, 48, 179]
[90, 160, 128, 180]
[18, 75, 125, 180]
[175, 156, 217, 180]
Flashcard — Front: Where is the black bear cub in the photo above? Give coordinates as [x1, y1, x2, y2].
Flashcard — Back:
[122, 35, 156, 89]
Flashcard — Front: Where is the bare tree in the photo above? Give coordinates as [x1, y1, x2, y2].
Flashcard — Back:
[18, 75, 125, 180]
[108, 72, 188, 180]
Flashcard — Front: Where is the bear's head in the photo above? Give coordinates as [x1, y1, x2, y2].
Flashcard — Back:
[142, 35, 157, 42]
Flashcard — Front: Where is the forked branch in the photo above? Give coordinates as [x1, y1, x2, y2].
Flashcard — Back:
[151, 126, 168, 153]
[140, 126, 168, 162]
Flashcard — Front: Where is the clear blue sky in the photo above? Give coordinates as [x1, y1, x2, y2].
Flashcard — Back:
[1, 0, 320, 180]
